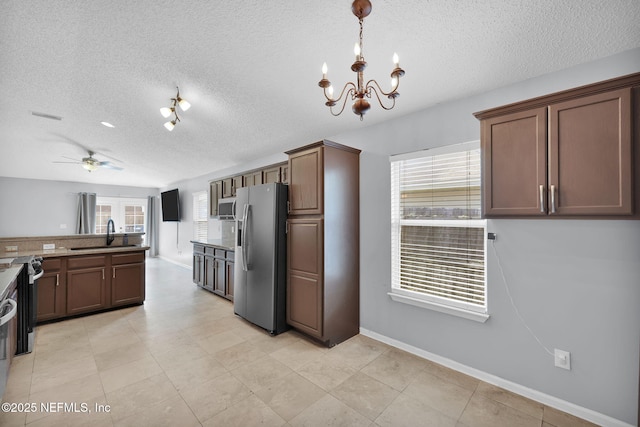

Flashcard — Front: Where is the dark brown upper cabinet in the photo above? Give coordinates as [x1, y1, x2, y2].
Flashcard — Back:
[475, 73, 639, 219]
[549, 90, 632, 215]
[482, 108, 547, 216]
[288, 145, 324, 215]
[243, 171, 263, 187]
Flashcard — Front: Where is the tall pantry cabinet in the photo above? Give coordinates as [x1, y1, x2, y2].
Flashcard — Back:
[285, 140, 360, 347]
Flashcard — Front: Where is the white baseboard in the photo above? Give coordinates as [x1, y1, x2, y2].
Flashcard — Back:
[156, 255, 190, 269]
[360, 327, 633, 427]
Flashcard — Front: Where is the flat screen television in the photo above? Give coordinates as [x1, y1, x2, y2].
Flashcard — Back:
[161, 189, 180, 221]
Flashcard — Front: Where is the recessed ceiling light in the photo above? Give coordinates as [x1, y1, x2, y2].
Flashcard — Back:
[101, 121, 115, 128]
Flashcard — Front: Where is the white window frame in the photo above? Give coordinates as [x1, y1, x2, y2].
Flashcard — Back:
[389, 141, 489, 323]
[193, 191, 208, 241]
[95, 197, 148, 239]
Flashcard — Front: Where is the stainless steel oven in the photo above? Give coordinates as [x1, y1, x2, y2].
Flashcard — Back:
[11, 256, 42, 354]
[0, 274, 18, 398]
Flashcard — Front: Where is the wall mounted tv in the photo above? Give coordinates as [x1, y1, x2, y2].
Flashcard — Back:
[161, 189, 181, 221]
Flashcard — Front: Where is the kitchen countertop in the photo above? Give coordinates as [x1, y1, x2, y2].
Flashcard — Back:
[0, 245, 150, 259]
[0, 265, 22, 301]
[190, 239, 235, 251]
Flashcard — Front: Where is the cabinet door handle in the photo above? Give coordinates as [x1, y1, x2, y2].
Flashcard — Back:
[56, 273, 59, 287]
[550, 185, 556, 214]
[539, 185, 545, 213]
[102, 268, 105, 280]
[113, 267, 116, 279]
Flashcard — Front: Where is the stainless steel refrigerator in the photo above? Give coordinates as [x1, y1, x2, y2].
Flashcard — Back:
[234, 182, 288, 335]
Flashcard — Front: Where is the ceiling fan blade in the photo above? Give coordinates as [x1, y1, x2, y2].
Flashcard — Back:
[61, 156, 81, 162]
[52, 133, 91, 153]
[53, 161, 81, 164]
[99, 161, 123, 171]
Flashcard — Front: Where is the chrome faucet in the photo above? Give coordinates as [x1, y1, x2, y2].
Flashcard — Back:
[106, 219, 115, 246]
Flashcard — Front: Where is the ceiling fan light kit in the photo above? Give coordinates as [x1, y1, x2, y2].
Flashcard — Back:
[54, 150, 123, 173]
[318, 0, 405, 120]
[160, 86, 190, 131]
[82, 160, 99, 172]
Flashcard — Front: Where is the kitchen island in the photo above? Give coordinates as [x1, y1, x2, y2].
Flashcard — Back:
[0, 234, 149, 323]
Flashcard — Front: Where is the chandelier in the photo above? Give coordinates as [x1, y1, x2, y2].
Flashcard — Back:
[160, 87, 191, 131]
[318, 0, 405, 120]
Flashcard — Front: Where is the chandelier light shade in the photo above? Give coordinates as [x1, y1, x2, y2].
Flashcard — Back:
[318, 0, 405, 120]
[160, 87, 189, 130]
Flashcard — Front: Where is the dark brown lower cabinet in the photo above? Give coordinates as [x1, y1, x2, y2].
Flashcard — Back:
[111, 252, 145, 307]
[225, 260, 234, 300]
[214, 257, 225, 295]
[205, 255, 215, 292]
[37, 251, 146, 323]
[287, 218, 323, 339]
[191, 243, 235, 301]
[66, 266, 107, 315]
[288, 272, 322, 337]
[193, 246, 205, 287]
[37, 258, 66, 322]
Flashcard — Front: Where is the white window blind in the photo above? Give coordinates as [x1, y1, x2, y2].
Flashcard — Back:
[193, 191, 208, 241]
[390, 141, 487, 315]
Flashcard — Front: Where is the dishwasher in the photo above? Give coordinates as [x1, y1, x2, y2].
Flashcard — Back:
[0, 281, 18, 399]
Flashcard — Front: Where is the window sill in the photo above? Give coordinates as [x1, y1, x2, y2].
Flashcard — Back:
[387, 292, 490, 323]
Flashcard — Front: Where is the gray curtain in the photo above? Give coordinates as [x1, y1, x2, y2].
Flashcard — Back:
[146, 195, 159, 256]
[76, 192, 96, 234]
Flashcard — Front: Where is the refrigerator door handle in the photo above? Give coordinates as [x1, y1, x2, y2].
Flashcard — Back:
[241, 203, 250, 271]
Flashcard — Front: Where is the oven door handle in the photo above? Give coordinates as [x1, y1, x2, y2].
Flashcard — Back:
[0, 299, 17, 326]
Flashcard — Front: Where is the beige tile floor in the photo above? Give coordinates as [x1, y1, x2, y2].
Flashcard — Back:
[0, 258, 598, 427]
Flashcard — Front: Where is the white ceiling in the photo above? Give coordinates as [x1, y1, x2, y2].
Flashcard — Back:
[1, 1, 639, 188]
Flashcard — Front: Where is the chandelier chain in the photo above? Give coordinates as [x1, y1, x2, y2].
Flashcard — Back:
[359, 18, 364, 59]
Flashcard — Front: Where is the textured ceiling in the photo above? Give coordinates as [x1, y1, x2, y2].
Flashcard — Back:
[1, 0, 639, 188]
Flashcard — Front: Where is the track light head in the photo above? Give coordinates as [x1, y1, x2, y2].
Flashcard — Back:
[160, 86, 189, 130]
[160, 106, 174, 118]
[177, 97, 191, 112]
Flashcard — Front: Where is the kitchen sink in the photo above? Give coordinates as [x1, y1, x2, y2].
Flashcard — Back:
[69, 244, 138, 250]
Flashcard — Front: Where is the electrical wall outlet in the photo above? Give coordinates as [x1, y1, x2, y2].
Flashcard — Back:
[554, 349, 571, 370]
[43, 243, 55, 250]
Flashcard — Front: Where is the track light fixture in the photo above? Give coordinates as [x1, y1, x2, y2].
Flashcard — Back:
[160, 87, 190, 131]
[318, 0, 405, 120]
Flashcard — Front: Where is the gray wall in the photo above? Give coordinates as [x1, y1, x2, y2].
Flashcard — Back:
[330, 48, 640, 425]
[0, 176, 158, 237]
[157, 152, 287, 266]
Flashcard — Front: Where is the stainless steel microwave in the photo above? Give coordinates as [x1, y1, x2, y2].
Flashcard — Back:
[217, 198, 236, 220]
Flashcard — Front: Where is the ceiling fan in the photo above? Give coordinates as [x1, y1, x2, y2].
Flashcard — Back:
[54, 150, 123, 172]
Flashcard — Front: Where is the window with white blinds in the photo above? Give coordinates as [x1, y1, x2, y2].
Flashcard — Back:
[390, 141, 487, 317]
[193, 191, 208, 241]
